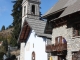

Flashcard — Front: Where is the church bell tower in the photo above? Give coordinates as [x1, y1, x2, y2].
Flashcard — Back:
[22, 0, 41, 26]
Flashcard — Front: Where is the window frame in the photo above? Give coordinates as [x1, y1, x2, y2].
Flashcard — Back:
[31, 5, 35, 15]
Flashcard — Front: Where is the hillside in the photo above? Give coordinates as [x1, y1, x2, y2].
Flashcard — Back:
[0, 28, 13, 37]
[0, 28, 14, 44]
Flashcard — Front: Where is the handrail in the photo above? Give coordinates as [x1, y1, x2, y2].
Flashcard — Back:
[46, 43, 67, 53]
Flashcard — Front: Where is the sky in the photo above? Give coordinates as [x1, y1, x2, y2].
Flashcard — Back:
[0, 0, 58, 30]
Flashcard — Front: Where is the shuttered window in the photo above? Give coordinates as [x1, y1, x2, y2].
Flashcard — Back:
[55, 37, 58, 45]
[55, 36, 67, 44]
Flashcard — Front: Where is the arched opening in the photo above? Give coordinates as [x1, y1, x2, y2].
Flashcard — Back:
[31, 5, 35, 15]
[32, 51, 35, 60]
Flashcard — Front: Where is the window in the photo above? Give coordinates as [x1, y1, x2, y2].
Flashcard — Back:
[55, 36, 62, 45]
[55, 36, 67, 45]
[73, 24, 80, 36]
[31, 5, 35, 15]
[24, 6, 26, 16]
[32, 51, 35, 60]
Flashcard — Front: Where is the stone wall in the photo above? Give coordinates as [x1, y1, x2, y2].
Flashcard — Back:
[52, 25, 74, 60]
[52, 25, 73, 44]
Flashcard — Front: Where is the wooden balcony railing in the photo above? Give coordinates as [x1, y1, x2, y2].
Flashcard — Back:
[45, 44, 53, 53]
[56, 43, 67, 51]
[46, 43, 67, 53]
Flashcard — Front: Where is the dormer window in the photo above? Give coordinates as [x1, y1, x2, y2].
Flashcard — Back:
[24, 6, 26, 16]
[31, 5, 35, 15]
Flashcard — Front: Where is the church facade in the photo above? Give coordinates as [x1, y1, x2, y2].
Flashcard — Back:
[18, 0, 51, 60]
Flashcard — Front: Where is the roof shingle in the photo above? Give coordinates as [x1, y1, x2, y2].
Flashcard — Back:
[43, 0, 78, 17]
[25, 18, 51, 38]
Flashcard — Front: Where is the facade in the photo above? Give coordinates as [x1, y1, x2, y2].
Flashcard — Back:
[43, 0, 80, 60]
[18, 0, 51, 60]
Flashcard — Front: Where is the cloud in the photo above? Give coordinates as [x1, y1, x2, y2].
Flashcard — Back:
[0, 0, 8, 16]
[0, 6, 7, 16]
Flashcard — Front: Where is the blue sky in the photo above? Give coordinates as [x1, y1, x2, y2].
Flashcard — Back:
[0, 0, 58, 30]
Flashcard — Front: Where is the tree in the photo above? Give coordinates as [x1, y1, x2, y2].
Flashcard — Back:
[1, 25, 5, 31]
[3, 39, 8, 51]
[11, 0, 22, 46]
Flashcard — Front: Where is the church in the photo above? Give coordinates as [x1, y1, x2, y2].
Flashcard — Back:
[18, 0, 51, 60]
[18, 0, 80, 60]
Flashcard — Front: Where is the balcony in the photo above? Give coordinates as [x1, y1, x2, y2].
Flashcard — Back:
[46, 43, 67, 54]
[45, 44, 54, 53]
[56, 43, 67, 51]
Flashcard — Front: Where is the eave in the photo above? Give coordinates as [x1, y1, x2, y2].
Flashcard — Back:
[50, 11, 80, 28]
[42, 8, 66, 19]
[18, 21, 31, 43]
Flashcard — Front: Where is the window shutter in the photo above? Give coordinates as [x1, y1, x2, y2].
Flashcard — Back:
[55, 37, 58, 45]
[59, 36, 62, 44]
[73, 29, 79, 36]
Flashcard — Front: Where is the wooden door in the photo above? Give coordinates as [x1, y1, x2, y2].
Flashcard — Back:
[32, 51, 35, 60]
[58, 55, 66, 60]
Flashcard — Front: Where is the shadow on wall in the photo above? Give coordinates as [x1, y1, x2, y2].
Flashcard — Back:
[6, 55, 16, 60]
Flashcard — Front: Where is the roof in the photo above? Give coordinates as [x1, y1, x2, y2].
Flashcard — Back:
[18, 18, 51, 43]
[43, 0, 78, 18]
[22, 0, 26, 4]
[59, 0, 80, 18]
[25, 18, 51, 38]
[50, 0, 80, 21]
[22, 0, 40, 4]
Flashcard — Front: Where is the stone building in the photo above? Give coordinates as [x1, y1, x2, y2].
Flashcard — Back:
[43, 0, 80, 60]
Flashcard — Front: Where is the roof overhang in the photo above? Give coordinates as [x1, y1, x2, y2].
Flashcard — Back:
[42, 8, 66, 19]
[18, 20, 31, 43]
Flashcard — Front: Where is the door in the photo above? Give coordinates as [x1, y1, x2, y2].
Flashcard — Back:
[58, 55, 66, 60]
[32, 51, 35, 60]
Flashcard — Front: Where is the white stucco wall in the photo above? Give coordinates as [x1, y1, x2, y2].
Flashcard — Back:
[20, 43, 25, 60]
[23, 30, 47, 60]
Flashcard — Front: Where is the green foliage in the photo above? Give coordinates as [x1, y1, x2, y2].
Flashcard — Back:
[3, 39, 8, 51]
[1, 25, 5, 31]
[0, 46, 6, 53]
[0, 37, 8, 52]
[0, 35, 8, 52]
[11, 0, 22, 46]
[0, 52, 4, 60]
[0, 36, 8, 60]
[6, 25, 13, 30]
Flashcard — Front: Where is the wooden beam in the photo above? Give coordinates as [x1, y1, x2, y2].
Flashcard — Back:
[24, 26, 31, 40]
